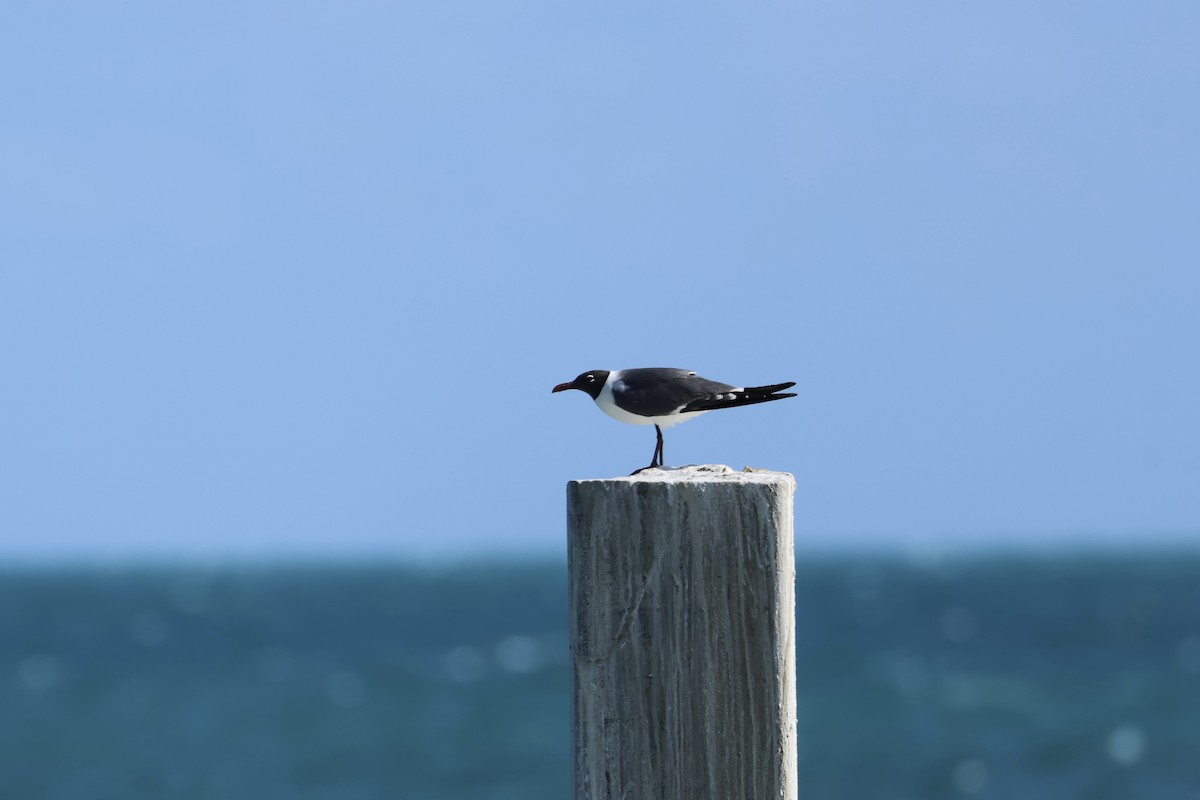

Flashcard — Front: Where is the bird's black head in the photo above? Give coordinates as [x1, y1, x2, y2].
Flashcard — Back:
[552, 370, 609, 400]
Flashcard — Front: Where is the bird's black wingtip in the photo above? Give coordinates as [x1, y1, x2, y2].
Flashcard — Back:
[748, 381, 797, 395]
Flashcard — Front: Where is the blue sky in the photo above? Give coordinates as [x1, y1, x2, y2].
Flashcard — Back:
[2, 3, 1197, 560]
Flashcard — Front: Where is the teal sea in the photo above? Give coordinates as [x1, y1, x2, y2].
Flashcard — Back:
[4, 552, 1199, 799]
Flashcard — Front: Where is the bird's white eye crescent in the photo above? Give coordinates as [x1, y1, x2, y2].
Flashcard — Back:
[585, 374, 594, 381]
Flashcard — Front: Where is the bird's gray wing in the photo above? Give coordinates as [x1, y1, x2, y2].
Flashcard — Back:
[611, 369, 736, 417]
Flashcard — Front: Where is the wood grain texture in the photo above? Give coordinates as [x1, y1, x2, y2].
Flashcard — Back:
[567, 465, 797, 800]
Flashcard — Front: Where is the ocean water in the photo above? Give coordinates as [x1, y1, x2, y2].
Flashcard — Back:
[3, 553, 1199, 799]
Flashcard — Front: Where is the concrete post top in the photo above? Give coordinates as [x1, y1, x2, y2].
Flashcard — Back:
[570, 464, 795, 488]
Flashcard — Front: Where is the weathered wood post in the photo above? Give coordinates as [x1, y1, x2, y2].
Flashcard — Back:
[567, 464, 797, 800]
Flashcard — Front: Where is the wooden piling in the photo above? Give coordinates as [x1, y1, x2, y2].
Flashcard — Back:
[567, 465, 797, 800]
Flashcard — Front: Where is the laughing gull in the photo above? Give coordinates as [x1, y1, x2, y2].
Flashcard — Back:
[552, 368, 796, 472]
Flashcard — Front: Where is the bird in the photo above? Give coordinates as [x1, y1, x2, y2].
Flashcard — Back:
[552, 368, 796, 472]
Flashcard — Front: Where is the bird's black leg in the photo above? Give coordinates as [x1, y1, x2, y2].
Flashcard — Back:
[631, 425, 665, 476]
